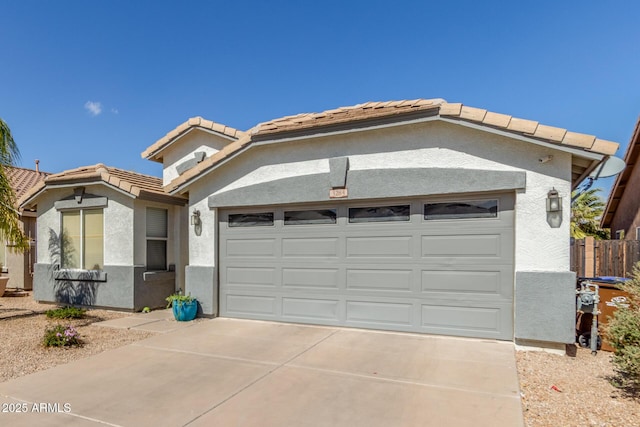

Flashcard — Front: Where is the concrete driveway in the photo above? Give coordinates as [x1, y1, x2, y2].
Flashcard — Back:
[0, 318, 524, 426]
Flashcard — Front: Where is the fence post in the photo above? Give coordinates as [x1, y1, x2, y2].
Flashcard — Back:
[584, 236, 595, 277]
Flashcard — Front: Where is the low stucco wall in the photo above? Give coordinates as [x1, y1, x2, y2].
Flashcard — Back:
[33, 264, 174, 311]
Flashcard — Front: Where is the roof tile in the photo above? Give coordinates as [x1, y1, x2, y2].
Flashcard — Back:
[19, 164, 186, 208]
[161, 99, 620, 193]
[532, 124, 567, 143]
[562, 131, 596, 149]
[141, 117, 244, 161]
[482, 111, 512, 128]
[591, 139, 619, 156]
[6, 166, 50, 207]
[439, 103, 462, 116]
[507, 117, 539, 134]
[459, 106, 487, 122]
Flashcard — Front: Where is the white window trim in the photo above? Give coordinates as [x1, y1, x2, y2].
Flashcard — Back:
[60, 208, 104, 271]
[146, 208, 168, 271]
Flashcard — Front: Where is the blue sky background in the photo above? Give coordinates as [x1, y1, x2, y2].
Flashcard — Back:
[1, 1, 638, 196]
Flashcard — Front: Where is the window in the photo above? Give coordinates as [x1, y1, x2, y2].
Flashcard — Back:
[61, 209, 104, 270]
[348, 205, 410, 223]
[147, 208, 168, 271]
[284, 209, 337, 225]
[228, 212, 274, 227]
[424, 200, 498, 220]
[637, 228, 640, 241]
[616, 230, 625, 240]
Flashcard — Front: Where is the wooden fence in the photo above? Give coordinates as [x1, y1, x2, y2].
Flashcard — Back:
[570, 237, 640, 278]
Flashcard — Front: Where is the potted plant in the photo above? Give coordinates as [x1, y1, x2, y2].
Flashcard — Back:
[0, 265, 8, 297]
[165, 292, 198, 321]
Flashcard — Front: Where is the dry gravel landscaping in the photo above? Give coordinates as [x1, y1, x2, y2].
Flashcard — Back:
[0, 293, 155, 383]
[1, 294, 639, 426]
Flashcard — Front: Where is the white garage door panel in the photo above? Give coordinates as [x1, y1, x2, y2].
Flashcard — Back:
[219, 194, 515, 340]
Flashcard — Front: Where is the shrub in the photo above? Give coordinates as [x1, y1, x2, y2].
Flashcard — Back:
[165, 292, 196, 308]
[46, 306, 86, 320]
[43, 325, 83, 348]
[605, 263, 640, 392]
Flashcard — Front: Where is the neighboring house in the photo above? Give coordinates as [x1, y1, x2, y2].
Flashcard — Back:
[1, 165, 50, 290]
[19, 164, 187, 310]
[601, 116, 640, 239]
[139, 98, 619, 349]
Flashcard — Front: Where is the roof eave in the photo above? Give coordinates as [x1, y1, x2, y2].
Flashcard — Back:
[601, 116, 640, 228]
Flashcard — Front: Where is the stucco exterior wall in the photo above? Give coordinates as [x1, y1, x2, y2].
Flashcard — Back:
[161, 129, 234, 186]
[32, 184, 180, 309]
[181, 119, 576, 344]
[35, 185, 134, 265]
[190, 120, 572, 272]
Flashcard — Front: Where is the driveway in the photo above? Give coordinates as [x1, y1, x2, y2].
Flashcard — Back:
[0, 318, 524, 426]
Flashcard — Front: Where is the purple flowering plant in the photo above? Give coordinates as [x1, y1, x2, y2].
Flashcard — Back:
[43, 324, 83, 347]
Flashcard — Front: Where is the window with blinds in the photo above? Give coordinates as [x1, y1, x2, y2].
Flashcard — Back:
[61, 209, 104, 270]
[146, 208, 168, 271]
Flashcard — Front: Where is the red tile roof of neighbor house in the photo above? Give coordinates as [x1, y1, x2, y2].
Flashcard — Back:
[601, 115, 640, 227]
[151, 99, 620, 194]
[18, 164, 187, 208]
[5, 166, 50, 207]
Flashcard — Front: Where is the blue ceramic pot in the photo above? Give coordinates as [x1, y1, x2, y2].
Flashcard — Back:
[172, 300, 198, 321]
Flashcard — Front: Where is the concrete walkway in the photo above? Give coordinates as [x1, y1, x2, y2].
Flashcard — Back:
[0, 317, 524, 426]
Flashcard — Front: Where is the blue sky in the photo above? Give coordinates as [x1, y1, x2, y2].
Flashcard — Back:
[1, 1, 638, 195]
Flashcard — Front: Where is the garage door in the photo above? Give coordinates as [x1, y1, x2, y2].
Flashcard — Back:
[219, 193, 514, 340]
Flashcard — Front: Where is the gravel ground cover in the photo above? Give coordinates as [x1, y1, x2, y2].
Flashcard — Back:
[0, 294, 154, 383]
[517, 347, 639, 426]
[1, 294, 639, 425]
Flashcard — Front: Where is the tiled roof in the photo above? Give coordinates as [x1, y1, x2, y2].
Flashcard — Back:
[19, 164, 187, 208]
[601, 116, 640, 227]
[5, 166, 50, 206]
[142, 117, 244, 162]
[164, 99, 620, 193]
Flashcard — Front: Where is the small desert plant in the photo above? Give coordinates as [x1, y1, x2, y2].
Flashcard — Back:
[605, 263, 640, 392]
[46, 306, 86, 319]
[165, 292, 196, 308]
[43, 325, 83, 348]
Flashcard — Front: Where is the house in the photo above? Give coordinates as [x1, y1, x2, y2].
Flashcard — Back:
[601, 116, 640, 239]
[139, 99, 618, 349]
[19, 164, 187, 310]
[1, 165, 50, 290]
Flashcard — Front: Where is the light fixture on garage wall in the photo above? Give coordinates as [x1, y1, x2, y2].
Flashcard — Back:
[546, 188, 562, 212]
[191, 209, 202, 236]
[546, 188, 562, 228]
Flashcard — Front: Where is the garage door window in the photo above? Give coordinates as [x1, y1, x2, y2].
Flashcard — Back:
[284, 209, 337, 225]
[228, 212, 274, 227]
[348, 205, 410, 223]
[424, 200, 498, 220]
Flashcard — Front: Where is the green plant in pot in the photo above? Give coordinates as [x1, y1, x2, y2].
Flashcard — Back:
[165, 292, 198, 321]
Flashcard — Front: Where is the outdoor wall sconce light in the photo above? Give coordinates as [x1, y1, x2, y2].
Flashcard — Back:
[546, 188, 562, 213]
[191, 209, 201, 226]
[546, 188, 562, 228]
[191, 209, 202, 236]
